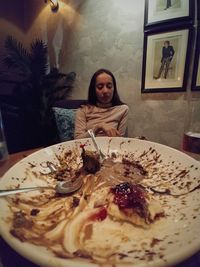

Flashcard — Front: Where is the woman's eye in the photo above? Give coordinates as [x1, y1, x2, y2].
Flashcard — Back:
[96, 83, 113, 89]
[107, 83, 113, 89]
[96, 84, 103, 89]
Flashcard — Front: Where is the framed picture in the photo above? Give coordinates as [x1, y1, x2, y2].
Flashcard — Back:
[198, 0, 200, 21]
[141, 27, 193, 93]
[191, 27, 200, 91]
[144, 0, 194, 29]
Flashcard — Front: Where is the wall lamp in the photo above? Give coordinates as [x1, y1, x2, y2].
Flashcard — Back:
[44, 0, 59, 12]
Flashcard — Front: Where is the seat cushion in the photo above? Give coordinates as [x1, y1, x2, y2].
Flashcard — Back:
[52, 107, 76, 142]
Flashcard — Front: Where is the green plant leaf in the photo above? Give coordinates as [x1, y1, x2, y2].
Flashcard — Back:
[30, 39, 48, 80]
[3, 35, 31, 75]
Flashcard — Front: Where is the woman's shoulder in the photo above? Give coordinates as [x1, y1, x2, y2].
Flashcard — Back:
[77, 104, 129, 113]
[77, 104, 95, 112]
[113, 104, 129, 112]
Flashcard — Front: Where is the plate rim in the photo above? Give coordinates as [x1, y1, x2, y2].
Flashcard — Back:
[0, 137, 200, 267]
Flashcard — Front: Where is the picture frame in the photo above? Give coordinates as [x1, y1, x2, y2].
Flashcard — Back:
[144, 0, 194, 30]
[197, 0, 200, 21]
[191, 27, 200, 91]
[141, 27, 193, 93]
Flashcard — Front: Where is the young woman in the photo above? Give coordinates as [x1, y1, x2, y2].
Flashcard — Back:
[74, 69, 129, 139]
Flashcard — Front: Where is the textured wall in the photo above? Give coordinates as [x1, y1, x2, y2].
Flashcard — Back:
[58, 0, 188, 149]
[0, 0, 193, 149]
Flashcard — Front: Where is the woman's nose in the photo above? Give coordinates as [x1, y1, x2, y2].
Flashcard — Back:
[102, 85, 109, 93]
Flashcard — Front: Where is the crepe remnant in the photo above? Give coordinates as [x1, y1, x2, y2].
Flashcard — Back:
[4, 144, 200, 266]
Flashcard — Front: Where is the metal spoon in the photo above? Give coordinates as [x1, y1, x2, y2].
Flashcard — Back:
[0, 178, 83, 197]
[87, 129, 105, 161]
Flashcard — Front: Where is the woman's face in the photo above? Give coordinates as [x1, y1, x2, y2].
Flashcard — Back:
[95, 72, 114, 104]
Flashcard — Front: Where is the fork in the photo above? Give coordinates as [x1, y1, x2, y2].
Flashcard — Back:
[87, 129, 105, 161]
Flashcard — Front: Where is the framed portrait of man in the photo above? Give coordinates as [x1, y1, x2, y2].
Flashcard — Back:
[198, 0, 200, 21]
[144, 0, 194, 29]
[191, 27, 200, 91]
[141, 27, 193, 93]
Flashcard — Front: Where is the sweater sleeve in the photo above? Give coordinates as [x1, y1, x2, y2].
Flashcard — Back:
[74, 104, 129, 139]
[74, 106, 90, 139]
[118, 105, 129, 137]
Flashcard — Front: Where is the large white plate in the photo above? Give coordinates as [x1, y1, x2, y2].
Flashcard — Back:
[0, 137, 200, 267]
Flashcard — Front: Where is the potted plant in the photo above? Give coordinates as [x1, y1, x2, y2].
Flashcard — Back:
[0, 36, 76, 151]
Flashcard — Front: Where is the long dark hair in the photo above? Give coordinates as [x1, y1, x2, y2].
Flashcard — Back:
[87, 68, 124, 106]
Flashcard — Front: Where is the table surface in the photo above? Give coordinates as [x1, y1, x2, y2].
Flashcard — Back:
[0, 147, 200, 267]
[0, 148, 41, 177]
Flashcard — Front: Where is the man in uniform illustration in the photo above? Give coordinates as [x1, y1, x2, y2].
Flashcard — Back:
[164, 0, 172, 10]
[154, 40, 175, 79]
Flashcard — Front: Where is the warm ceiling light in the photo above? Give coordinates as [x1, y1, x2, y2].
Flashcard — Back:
[44, 0, 59, 12]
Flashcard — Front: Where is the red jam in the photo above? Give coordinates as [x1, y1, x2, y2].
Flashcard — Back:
[111, 182, 146, 211]
[80, 144, 87, 149]
[89, 207, 107, 221]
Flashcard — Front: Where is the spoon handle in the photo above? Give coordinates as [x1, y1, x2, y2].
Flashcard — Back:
[0, 186, 53, 197]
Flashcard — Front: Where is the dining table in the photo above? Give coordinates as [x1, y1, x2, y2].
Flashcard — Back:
[0, 146, 200, 267]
